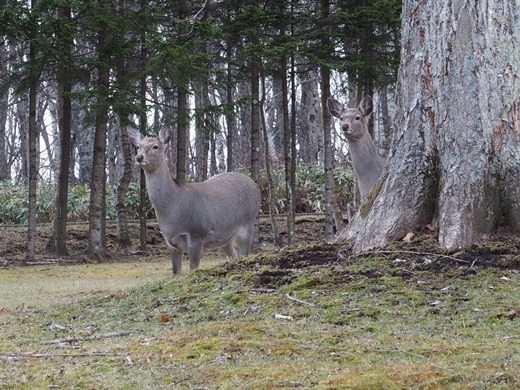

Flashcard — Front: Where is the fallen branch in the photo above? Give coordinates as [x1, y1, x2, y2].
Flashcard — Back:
[1, 352, 124, 361]
[350, 250, 469, 264]
[286, 293, 316, 307]
[42, 331, 131, 345]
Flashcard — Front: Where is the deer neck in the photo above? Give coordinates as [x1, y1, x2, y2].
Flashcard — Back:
[349, 133, 382, 170]
[143, 163, 180, 211]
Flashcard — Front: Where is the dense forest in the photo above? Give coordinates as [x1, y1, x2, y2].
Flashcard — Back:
[0, 0, 401, 260]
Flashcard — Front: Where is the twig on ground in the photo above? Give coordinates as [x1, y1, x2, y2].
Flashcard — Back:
[286, 293, 316, 307]
[42, 331, 131, 345]
[351, 249, 469, 264]
[1, 352, 124, 361]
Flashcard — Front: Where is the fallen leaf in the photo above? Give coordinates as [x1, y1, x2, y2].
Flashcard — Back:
[403, 232, 414, 242]
[425, 223, 436, 231]
[159, 313, 172, 323]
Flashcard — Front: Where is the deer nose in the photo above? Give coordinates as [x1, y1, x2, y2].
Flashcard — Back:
[342, 124, 349, 132]
[136, 155, 144, 163]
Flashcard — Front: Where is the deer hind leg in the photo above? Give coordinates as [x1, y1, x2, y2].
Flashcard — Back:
[187, 237, 203, 272]
[235, 222, 255, 256]
[223, 237, 239, 259]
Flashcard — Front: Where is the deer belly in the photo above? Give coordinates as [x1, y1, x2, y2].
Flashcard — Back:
[201, 229, 235, 249]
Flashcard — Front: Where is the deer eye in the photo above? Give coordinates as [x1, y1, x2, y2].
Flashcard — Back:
[153, 145, 159, 150]
[355, 115, 361, 120]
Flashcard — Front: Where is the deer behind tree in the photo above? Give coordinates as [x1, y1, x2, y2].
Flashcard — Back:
[129, 127, 260, 275]
[328, 95, 384, 200]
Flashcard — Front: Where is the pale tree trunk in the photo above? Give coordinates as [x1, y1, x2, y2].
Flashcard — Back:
[298, 66, 322, 164]
[260, 74, 282, 247]
[337, 0, 520, 251]
[115, 123, 134, 251]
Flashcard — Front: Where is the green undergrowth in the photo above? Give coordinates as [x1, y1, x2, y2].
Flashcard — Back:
[1, 238, 520, 389]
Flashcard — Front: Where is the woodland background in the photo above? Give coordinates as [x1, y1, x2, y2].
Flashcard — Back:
[0, 0, 401, 260]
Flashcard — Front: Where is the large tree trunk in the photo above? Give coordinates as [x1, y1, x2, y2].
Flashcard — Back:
[337, 0, 520, 251]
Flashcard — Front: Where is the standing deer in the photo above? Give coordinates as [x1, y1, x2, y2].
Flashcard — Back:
[129, 127, 260, 275]
[327, 95, 384, 200]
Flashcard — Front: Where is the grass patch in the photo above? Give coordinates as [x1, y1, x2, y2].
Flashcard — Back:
[1, 241, 520, 388]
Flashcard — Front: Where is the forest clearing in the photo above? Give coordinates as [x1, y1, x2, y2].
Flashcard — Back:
[1, 218, 520, 388]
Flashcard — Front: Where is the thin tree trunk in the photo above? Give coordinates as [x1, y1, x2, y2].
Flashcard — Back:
[320, 0, 335, 241]
[226, 45, 235, 172]
[176, 88, 188, 182]
[337, 0, 520, 251]
[26, 2, 39, 262]
[260, 73, 282, 247]
[115, 123, 133, 251]
[281, 54, 295, 247]
[49, 3, 73, 256]
[0, 44, 9, 180]
[250, 11, 261, 247]
[138, 0, 148, 251]
[88, 3, 110, 261]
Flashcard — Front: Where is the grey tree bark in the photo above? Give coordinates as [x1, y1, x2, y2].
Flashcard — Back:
[298, 66, 322, 164]
[26, 1, 39, 262]
[337, 0, 520, 251]
[0, 44, 10, 180]
[49, 3, 73, 256]
[88, 3, 110, 261]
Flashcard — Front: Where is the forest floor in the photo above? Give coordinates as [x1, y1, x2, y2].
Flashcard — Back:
[0, 215, 326, 267]
[1, 216, 520, 388]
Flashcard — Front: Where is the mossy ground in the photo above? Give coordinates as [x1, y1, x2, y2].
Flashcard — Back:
[1, 222, 520, 388]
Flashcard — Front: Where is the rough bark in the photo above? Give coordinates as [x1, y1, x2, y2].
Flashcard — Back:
[88, 6, 110, 261]
[26, 12, 39, 262]
[50, 4, 73, 256]
[282, 54, 295, 247]
[0, 44, 10, 180]
[337, 0, 520, 251]
[176, 88, 188, 182]
[321, 0, 336, 241]
[115, 123, 133, 251]
[298, 66, 322, 163]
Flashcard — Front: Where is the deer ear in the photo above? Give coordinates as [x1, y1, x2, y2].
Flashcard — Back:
[358, 96, 374, 117]
[127, 126, 142, 146]
[327, 98, 344, 118]
[159, 127, 172, 144]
